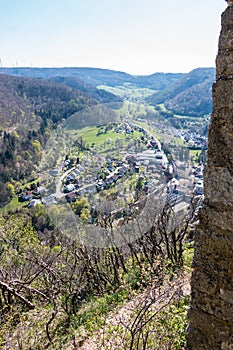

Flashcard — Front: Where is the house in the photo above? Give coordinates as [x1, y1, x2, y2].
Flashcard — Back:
[194, 186, 204, 196]
[28, 199, 42, 208]
[114, 160, 124, 166]
[113, 174, 119, 182]
[125, 123, 132, 134]
[32, 186, 47, 197]
[64, 184, 75, 193]
[154, 150, 168, 168]
[18, 191, 32, 202]
[66, 174, 75, 182]
[105, 176, 114, 187]
[96, 181, 105, 191]
[42, 195, 57, 206]
[155, 150, 163, 161]
[166, 192, 178, 207]
[65, 192, 77, 203]
[107, 166, 114, 172]
[117, 167, 127, 177]
[147, 139, 159, 149]
[167, 177, 179, 190]
[126, 155, 137, 165]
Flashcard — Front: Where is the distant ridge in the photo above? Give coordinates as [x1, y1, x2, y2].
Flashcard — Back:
[0, 66, 190, 88]
[147, 67, 215, 117]
[0, 67, 134, 87]
[0, 66, 216, 116]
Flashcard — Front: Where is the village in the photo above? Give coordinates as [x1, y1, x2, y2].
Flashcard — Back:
[16, 120, 204, 228]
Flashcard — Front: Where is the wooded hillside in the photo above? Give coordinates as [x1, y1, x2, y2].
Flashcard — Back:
[0, 74, 109, 204]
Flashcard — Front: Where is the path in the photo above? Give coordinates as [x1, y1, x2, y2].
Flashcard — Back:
[77, 271, 191, 350]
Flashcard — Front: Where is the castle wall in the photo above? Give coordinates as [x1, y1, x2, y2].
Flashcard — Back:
[186, 6, 233, 349]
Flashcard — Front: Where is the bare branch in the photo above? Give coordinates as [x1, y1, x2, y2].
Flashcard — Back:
[0, 280, 35, 309]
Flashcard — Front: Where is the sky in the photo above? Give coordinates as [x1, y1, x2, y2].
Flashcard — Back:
[0, 0, 227, 75]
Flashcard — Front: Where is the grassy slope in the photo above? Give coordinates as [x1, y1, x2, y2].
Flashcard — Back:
[79, 127, 142, 146]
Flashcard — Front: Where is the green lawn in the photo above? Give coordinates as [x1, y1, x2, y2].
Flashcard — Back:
[0, 196, 27, 216]
[75, 126, 143, 147]
[81, 128, 126, 146]
[0, 177, 41, 216]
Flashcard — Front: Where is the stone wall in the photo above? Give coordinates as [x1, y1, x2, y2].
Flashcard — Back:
[186, 5, 233, 350]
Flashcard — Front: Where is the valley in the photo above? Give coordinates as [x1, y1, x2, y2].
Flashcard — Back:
[1, 100, 205, 250]
[0, 67, 208, 349]
[0, 67, 208, 239]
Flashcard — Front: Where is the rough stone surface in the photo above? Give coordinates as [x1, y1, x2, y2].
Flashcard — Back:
[186, 5, 233, 349]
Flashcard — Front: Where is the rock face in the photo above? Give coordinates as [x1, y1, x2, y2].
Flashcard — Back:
[186, 5, 233, 350]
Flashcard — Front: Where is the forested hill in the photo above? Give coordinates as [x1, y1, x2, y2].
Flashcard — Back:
[0, 74, 96, 128]
[133, 72, 184, 89]
[0, 67, 184, 89]
[0, 67, 216, 116]
[48, 76, 121, 104]
[0, 67, 135, 87]
[0, 73, 118, 204]
[147, 68, 215, 117]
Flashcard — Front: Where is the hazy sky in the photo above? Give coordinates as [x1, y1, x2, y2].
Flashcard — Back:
[0, 0, 227, 75]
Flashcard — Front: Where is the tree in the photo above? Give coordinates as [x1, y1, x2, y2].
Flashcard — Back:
[7, 183, 14, 198]
[71, 197, 90, 217]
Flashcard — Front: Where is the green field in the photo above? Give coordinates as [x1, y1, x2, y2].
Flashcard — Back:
[0, 196, 27, 216]
[98, 84, 157, 100]
[75, 126, 142, 147]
